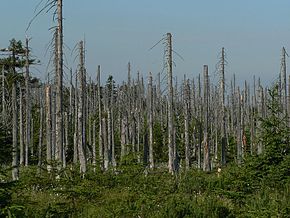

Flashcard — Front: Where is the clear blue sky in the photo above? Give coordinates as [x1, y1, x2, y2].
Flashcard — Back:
[1, 0, 290, 86]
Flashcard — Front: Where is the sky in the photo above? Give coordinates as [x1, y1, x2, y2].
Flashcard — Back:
[1, 0, 290, 87]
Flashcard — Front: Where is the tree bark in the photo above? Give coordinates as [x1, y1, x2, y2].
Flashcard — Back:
[77, 41, 87, 174]
[12, 50, 19, 181]
[45, 85, 52, 172]
[19, 86, 24, 165]
[184, 79, 190, 170]
[203, 65, 211, 172]
[55, 0, 64, 166]
[166, 33, 177, 174]
[220, 47, 227, 165]
[38, 95, 44, 169]
[148, 72, 154, 169]
[25, 38, 30, 167]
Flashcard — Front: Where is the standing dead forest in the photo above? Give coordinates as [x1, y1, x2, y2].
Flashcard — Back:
[0, 1, 290, 217]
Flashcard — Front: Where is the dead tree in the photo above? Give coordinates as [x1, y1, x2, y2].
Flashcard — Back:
[203, 65, 211, 172]
[110, 84, 116, 168]
[45, 85, 52, 171]
[77, 41, 87, 174]
[92, 120, 96, 172]
[73, 71, 78, 164]
[1, 66, 5, 125]
[220, 47, 227, 165]
[103, 86, 109, 171]
[25, 38, 30, 167]
[197, 74, 202, 169]
[38, 93, 44, 169]
[148, 72, 154, 169]
[19, 85, 24, 165]
[97, 65, 104, 170]
[166, 33, 177, 174]
[184, 78, 190, 170]
[257, 79, 263, 154]
[11, 48, 19, 180]
[281, 47, 287, 116]
[55, 0, 64, 166]
[236, 87, 243, 164]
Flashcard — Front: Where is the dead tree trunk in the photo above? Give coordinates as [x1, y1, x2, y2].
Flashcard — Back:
[19, 86, 24, 165]
[77, 41, 87, 174]
[1, 66, 5, 125]
[281, 47, 287, 116]
[184, 78, 190, 170]
[237, 87, 243, 164]
[73, 71, 78, 164]
[220, 47, 227, 165]
[203, 65, 211, 172]
[92, 120, 96, 172]
[45, 85, 52, 172]
[97, 65, 103, 170]
[110, 81, 116, 168]
[166, 33, 177, 174]
[257, 79, 263, 155]
[12, 50, 19, 181]
[63, 111, 68, 168]
[25, 38, 30, 167]
[197, 74, 202, 169]
[38, 95, 44, 169]
[104, 88, 109, 171]
[55, 0, 64, 166]
[148, 72, 154, 169]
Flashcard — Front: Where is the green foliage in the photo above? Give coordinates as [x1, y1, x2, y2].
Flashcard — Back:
[1, 83, 289, 217]
[0, 125, 12, 165]
[259, 86, 289, 165]
[1, 155, 287, 218]
[153, 121, 167, 163]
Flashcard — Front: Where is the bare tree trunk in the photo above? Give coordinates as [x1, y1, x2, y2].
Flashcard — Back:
[73, 72, 78, 164]
[92, 120, 96, 172]
[63, 112, 68, 168]
[19, 86, 24, 165]
[220, 47, 227, 165]
[103, 86, 109, 171]
[25, 38, 30, 167]
[136, 75, 143, 163]
[281, 47, 287, 116]
[203, 65, 210, 172]
[111, 110, 116, 168]
[166, 33, 176, 174]
[148, 72, 154, 169]
[197, 74, 202, 169]
[121, 117, 126, 159]
[1, 66, 5, 125]
[241, 89, 246, 158]
[69, 69, 73, 122]
[102, 117, 109, 170]
[77, 41, 87, 174]
[45, 85, 52, 172]
[12, 50, 19, 181]
[97, 65, 103, 170]
[31, 118, 34, 157]
[184, 79, 190, 170]
[257, 79, 263, 155]
[237, 87, 243, 164]
[250, 94, 254, 155]
[51, 86, 56, 161]
[38, 96, 44, 169]
[55, 0, 64, 166]
[110, 83, 116, 168]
